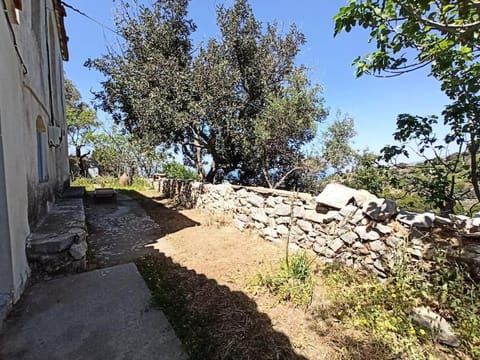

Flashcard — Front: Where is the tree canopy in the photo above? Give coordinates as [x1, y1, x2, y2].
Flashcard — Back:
[86, 0, 326, 187]
[65, 77, 98, 175]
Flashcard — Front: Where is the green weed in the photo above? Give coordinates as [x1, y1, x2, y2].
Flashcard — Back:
[316, 248, 480, 359]
[71, 176, 153, 192]
[251, 251, 315, 308]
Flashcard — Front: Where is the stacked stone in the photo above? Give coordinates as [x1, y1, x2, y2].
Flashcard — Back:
[157, 178, 480, 280]
[27, 198, 88, 275]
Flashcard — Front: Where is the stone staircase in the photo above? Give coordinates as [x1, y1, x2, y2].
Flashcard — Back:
[27, 187, 88, 275]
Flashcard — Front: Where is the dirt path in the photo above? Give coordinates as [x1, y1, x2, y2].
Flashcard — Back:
[85, 190, 351, 359]
[85, 190, 198, 268]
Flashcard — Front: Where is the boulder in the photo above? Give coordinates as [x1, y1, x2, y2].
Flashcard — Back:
[340, 231, 358, 245]
[369, 240, 386, 253]
[397, 211, 435, 229]
[251, 208, 268, 223]
[375, 223, 393, 235]
[363, 199, 397, 221]
[273, 204, 291, 216]
[214, 183, 233, 197]
[236, 214, 249, 223]
[411, 307, 460, 347]
[265, 196, 276, 207]
[353, 189, 378, 207]
[69, 241, 87, 260]
[276, 216, 291, 225]
[329, 238, 345, 252]
[247, 193, 265, 208]
[303, 210, 325, 224]
[434, 216, 453, 226]
[373, 260, 386, 273]
[450, 214, 469, 228]
[339, 204, 358, 218]
[263, 227, 278, 238]
[292, 206, 305, 218]
[355, 226, 380, 241]
[324, 211, 343, 223]
[458, 242, 480, 280]
[277, 224, 289, 236]
[233, 219, 246, 231]
[347, 211, 365, 225]
[236, 188, 249, 198]
[296, 219, 313, 233]
[386, 236, 403, 248]
[315, 183, 357, 209]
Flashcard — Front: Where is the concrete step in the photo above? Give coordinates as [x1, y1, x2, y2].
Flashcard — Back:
[0, 263, 187, 360]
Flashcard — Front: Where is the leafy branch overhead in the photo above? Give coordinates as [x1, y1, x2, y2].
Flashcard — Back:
[334, 0, 480, 78]
[335, 0, 480, 211]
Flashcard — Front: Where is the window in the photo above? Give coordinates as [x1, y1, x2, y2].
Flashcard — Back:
[36, 116, 47, 182]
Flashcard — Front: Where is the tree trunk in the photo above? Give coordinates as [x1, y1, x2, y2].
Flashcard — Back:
[205, 161, 217, 183]
[194, 139, 205, 180]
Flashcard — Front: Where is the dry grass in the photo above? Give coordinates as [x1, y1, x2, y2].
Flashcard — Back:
[135, 191, 471, 360]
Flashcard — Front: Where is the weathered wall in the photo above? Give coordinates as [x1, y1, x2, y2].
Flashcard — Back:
[0, 0, 69, 320]
[156, 179, 480, 280]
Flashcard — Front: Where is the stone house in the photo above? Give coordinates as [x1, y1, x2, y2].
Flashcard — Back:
[0, 0, 69, 321]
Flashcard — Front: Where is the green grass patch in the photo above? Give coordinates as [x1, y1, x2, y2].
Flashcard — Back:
[71, 176, 153, 192]
[317, 253, 480, 359]
[250, 251, 316, 308]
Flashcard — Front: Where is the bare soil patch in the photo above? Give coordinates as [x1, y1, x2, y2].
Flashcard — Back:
[133, 191, 384, 360]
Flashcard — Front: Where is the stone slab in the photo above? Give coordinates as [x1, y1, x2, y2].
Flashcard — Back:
[94, 188, 117, 198]
[62, 186, 86, 199]
[0, 263, 187, 360]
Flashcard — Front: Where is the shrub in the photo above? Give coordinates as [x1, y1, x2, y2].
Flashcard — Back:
[164, 161, 199, 180]
[251, 251, 315, 308]
[316, 248, 480, 359]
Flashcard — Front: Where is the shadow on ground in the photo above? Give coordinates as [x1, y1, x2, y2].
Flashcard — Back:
[137, 252, 308, 360]
[86, 189, 306, 358]
[85, 189, 199, 269]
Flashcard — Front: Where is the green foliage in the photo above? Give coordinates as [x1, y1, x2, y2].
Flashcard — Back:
[321, 111, 357, 173]
[65, 77, 98, 157]
[251, 252, 315, 308]
[89, 125, 165, 177]
[252, 71, 327, 188]
[317, 249, 480, 359]
[163, 161, 199, 180]
[381, 114, 473, 215]
[334, 0, 480, 212]
[71, 176, 153, 192]
[334, 0, 479, 79]
[87, 0, 325, 186]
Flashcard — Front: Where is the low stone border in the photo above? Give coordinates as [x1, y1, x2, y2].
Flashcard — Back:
[155, 179, 480, 280]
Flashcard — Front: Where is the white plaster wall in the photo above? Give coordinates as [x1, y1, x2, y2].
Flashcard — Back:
[0, 12, 31, 302]
[0, 0, 69, 303]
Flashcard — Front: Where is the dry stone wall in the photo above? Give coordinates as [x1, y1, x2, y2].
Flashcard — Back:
[156, 179, 480, 280]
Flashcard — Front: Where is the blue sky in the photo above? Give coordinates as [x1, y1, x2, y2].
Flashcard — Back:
[63, 0, 449, 156]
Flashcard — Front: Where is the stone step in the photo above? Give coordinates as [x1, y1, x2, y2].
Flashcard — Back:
[27, 198, 88, 274]
[62, 186, 86, 199]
